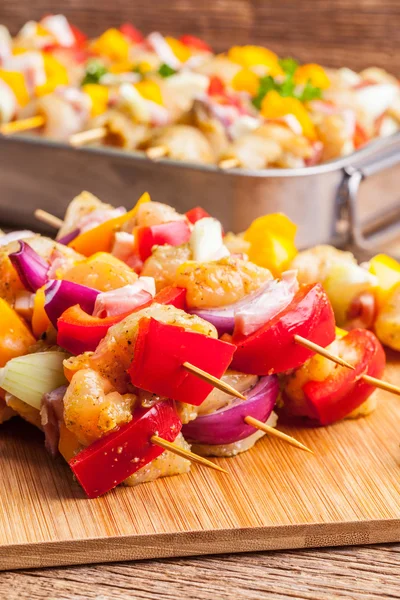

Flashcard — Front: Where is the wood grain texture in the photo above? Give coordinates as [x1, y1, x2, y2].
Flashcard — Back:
[1, 545, 400, 599]
[0, 359, 400, 571]
[1, 0, 399, 73]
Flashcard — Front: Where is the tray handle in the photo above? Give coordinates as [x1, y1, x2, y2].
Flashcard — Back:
[343, 147, 400, 252]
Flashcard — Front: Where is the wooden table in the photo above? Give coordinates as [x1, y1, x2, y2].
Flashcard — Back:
[1, 545, 399, 599]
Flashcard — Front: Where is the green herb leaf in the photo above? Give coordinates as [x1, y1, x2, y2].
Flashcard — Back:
[278, 57, 299, 76]
[298, 80, 323, 102]
[252, 75, 276, 109]
[158, 63, 177, 78]
[81, 60, 108, 85]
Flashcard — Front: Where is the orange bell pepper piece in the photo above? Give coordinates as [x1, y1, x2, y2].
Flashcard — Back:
[32, 286, 51, 338]
[69, 192, 150, 256]
[58, 422, 81, 461]
[0, 298, 35, 367]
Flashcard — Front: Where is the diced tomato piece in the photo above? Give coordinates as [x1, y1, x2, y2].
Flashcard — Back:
[185, 206, 212, 224]
[70, 24, 87, 47]
[208, 75, 225, 96]
[120, 23, 144, 44]
[179, 34, 212, 53]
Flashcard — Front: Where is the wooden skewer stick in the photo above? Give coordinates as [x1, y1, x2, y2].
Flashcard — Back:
[294, 334, 355, 369]
[219, 157, 241, 170]
[34, 209, 63, 229]
[146, 145, 168, 160]
[151, 435, 228, 473]
[361, 374, 400, 397]
[244, 416, 313, 454]
[183, 362, 311, 453]
[70, 126, 107, 147]
[0, 115, 45, 135]
[182, 361, 246, 400]
[295, 335, 400, 397]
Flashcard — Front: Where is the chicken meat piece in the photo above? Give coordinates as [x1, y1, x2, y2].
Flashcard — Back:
[89, 109, 150, 149]
[175, 256, 272, 308]
[90, 303, 217, 391]
[142, 125, 215, 164]
[141, 244, 192, 291]
[123, 433, 191, 485]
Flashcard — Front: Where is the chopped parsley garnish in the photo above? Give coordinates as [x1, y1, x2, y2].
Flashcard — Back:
[81, 60, 108, 85]
[252, 57, 323, 109]
[158, 63, 177, 78]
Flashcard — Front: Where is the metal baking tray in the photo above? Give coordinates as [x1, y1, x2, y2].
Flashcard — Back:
[0, 132, 399, 254]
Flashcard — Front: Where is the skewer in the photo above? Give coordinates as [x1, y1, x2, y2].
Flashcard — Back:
[34, 209, 63, 229]
[146, 145, 168, 160]
[244, 416, 313, 454]
[183, 362, 311, 451]
[219, 157, 241, 170]
[295, 336, 400, 396]
[151, 435, 228, 473]
[294, 335, 355, 369]
[70, 127, 107, 147]
[0, 115, 45, 135]
[182, 361, 246, 400]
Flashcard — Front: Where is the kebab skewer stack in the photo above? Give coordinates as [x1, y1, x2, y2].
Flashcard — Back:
[0, 190, 399, 497]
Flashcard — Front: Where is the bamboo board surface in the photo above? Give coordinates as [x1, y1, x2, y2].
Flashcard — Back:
[0, 357, 400, 571]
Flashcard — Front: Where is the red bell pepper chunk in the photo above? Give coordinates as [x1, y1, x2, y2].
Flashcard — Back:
[120, 23, 144, 44]
[70, 24, 87, 47]
[57, 299, 152, 354]
[128, 318, 236, 405]
[298, 329, 386, 425]
[136, 220, 191, 262]
[185, 206, 212, 224]
[69, 400, 181, 498]
[154, 286, 187, 310]
[353, 122, 369, 149]
[208, 75, 225, 96]
[179, 34, 212, 53]
[231, 283, 336, 375]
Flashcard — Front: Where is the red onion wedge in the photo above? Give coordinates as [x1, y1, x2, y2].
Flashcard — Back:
[9, 241, 49, 292]
[182, 375, 279, 445]
[189, 271, 298, 337]
[44, 279, 100, 327]
[57, 228, 80, 245]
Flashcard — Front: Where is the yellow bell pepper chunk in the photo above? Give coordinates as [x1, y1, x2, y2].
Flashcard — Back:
[134, 80, 163, 105]
[12, 47, 29, 55]
[91, 28, 130, 62]
[82, 83, 109, 117]
[36, 23, 51, 37]
[335, 326, 347, 339]
[165, 37, 191, 62]
[31, 286, 50, 338]
[0, 70, 29, 106]
[0, 298, 35, 367]
[369, 253, 400, 308]
[294, 63, 330, 90]
[228, 45, 283, 77]
[231, 68, 259, 96]
[35, 53, 69, 96]
[69, 192, 151, 256]
[244, 213, 297, 276]
[109, 60, 134, 74]
[261, 90, 317, 139]
[58, 422, 81, 461]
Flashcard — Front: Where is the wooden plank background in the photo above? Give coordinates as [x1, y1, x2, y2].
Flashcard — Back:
[1, 0, 399, 74]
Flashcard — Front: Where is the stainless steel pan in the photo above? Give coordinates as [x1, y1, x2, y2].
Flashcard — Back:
[0, 132, 399, 254]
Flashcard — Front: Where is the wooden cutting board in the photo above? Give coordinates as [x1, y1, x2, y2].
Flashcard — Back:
[1, 357, 399, 571]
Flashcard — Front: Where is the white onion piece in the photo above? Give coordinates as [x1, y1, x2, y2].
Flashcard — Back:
[41, 15, 75, 47]
[355, 84, 398, 120]
[147, 32, 181, 69]
[189, 217, 229, 262]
